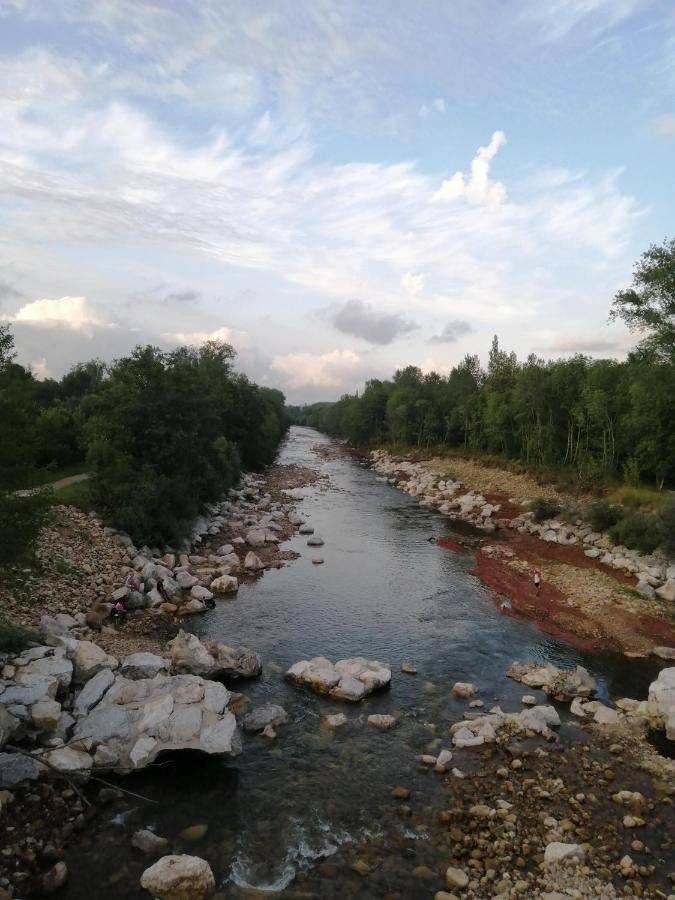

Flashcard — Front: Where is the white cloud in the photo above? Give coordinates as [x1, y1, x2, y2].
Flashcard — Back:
[434, 131, 507, 205]
[402, 272, 424, 297]
[271, 349, 361, 389]
[419, 97, 446, 117]
[30, 356, 50, 379]
[161, 326, 248, 347]
[11, 296, 106, 330]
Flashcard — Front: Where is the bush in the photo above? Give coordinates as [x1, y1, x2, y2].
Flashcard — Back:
[659, 497, 675, 555]
[609, 509, 662, 555]
[0, 621, 40, 654]
[0, 490, 49, 565]
[530, 497, 562, 523]
[587, 499, 624, 533]
[622, 457, 640, 487]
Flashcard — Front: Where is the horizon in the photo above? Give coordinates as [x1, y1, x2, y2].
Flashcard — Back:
[1, 1, 674, 403]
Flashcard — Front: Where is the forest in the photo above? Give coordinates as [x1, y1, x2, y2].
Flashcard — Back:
[0, 334, 288, 559]
[290, 239, 675, 495]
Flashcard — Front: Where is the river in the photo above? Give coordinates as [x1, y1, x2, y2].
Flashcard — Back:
[65, 427, 664, 898]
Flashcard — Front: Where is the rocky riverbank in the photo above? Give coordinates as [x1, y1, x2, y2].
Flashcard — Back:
[369, 450, 675, 657]
[1, 439, 675, 899]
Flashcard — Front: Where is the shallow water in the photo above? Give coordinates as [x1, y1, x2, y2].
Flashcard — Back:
[65, 427, 665, 898]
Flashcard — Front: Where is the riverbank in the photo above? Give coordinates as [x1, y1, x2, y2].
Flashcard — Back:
[369, 449, 675, 658]
[1, 429, 674, 899]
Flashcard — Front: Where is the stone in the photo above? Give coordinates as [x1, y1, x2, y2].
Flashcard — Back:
[244, 551, 264, 571]
[210, 574, 238, 594]
[367, 714, 396, 730]
[452, 682, 478, 699]
[647, 666, 675, 740]
[446, 866, 469, 889]
[132, 829, 170, 856]
[307, 536, 324, 547]
[656, 580, 675, 602]
[508, 661, 596, 700]
[0, 706, 20, 749]
[140, 854, 215, 900]
[74, 672, 240, 770]
[286, 656, 391, 702]
[401, 661, 417, 674]
[44, 746, 93, 773]
[391, 786, 410, 799]
[191, 586, 214, 602]
[70, 641, 118, 684]
[179, 824, 208, 842]
[168, 631, 262, 680]
[653, 646, 675, 661]
[0, 751, 41, 786]
[324, 713, 347, 728]
[42, 861, 68, 894]
[311, 557, 324, 565]
[299, 524, 314, 535]
[242, 703, 288, 734]
[120, 653, 170, 680]
[544, 842, 585, 864]
[73, 668, 115, 717]
[521, 695, 537, 705]
[177, 598, 206, 616]
[31, 698, 62, 732]
[176, 571, 198, 590]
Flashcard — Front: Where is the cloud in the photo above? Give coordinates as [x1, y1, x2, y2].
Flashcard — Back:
[419, 97, 446, 117]
[30, 356, 50, 379]
[545, 333, 632, 353]
[10, 296, 107, 331]
[160, 326, 241, 346]
[163, 290, 200, 304]
[525, 0, 647, 40]
[429, 320, 474, 343]
[401, 272, 424, 298]
[0, 278, 22, 308]
[271, 348, 362, 389]
[654, 114, 675, 136]
[433, 131, 507, 205]
[330, 299, 417, 345]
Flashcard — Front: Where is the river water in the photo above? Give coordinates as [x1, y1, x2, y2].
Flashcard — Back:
[65, 427, 664, 898]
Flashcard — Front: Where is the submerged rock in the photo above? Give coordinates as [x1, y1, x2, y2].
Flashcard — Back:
[140, 854, 215, 900]
[242, 703, 289, 733]
[132, 828, 169, 856]
[286, 656, 391, 702]
[508, 661, 597, 700]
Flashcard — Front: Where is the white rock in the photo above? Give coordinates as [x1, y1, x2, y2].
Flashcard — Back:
[73, 668, 115, 717]
[45, 746, 93, 773]
[210, 574, 238, 593]
[70, 641, 118, 684]
[544, 841, 585, 864]
[140, 854, 215, 900]
[367, 714, 396, 730]
[452, 682, 478, 699]
[31, 699, 62, 732]
[244, 551, 264, 571]
[120, 653, 170, 680]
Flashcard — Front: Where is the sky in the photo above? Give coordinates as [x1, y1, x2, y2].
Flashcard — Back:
[0, 1, 674, 402]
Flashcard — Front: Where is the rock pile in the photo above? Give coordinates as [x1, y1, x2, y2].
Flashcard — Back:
[286, 656, 391, 701]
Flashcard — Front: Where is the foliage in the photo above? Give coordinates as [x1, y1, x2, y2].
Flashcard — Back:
[622, 457, 640, 487]
[610, 237, 675, 360]
[659, 497, 675, 555]
[0, 491, 50, 565]
[587, 500, 624, 533]
[0, 620, 41, 654]
[609, 509, 662, 555]
[0, 325, 288, 556]
[530, 497, 563, 523]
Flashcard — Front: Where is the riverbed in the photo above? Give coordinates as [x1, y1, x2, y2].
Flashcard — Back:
[64, 427, 669, 898]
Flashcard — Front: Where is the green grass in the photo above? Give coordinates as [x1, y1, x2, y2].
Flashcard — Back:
[51, 479, 93, 511]
[607, 485, 671, 511]
[22, 462, 88, 487]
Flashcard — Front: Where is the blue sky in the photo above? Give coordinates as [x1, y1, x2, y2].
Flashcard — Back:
[0, 0, 673, 401]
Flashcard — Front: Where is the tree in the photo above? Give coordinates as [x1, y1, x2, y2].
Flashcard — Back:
[610, 237, 675, 360]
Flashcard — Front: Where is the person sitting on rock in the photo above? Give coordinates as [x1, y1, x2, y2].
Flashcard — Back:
[112, 598, 127, 624]
[125, 570, 140, 592]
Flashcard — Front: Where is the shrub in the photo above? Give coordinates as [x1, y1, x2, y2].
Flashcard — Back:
[530, 497, 562, 523]
[587, 499, 624, 533]
[659, 497, 675, 555]
[609, 509, 662, 555]
[0, 490, 49, 565]
[0, 621, 40, 654]
[622, 457, 640, 487]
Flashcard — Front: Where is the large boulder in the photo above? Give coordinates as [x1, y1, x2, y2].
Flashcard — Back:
[120, 653, 170, 680]
[73, 668, 115, 717]
[647, 667, 675, 740]
[168, 631, 262, 680]
[210, 575, 238, 594]
[70, 641, 118, 684]
[73, 672, 240, 770]
[244, 552, 264, 572]
[508, 661, 596, 700]
[140, 854, 215, 900]
[286, 656, 391, 702]
[0, 706, 19, 749]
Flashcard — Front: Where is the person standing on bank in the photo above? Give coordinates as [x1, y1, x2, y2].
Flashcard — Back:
[533, 570, 541, 594]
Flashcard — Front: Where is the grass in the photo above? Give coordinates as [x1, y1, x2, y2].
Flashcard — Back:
[24, 462, 88, 487]
[51, 479, 93, 511]
[607, 485, 671, 511]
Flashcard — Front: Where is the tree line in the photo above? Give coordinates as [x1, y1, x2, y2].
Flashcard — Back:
[0, 332, 288, 559]
[290, 238, 675, 494]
